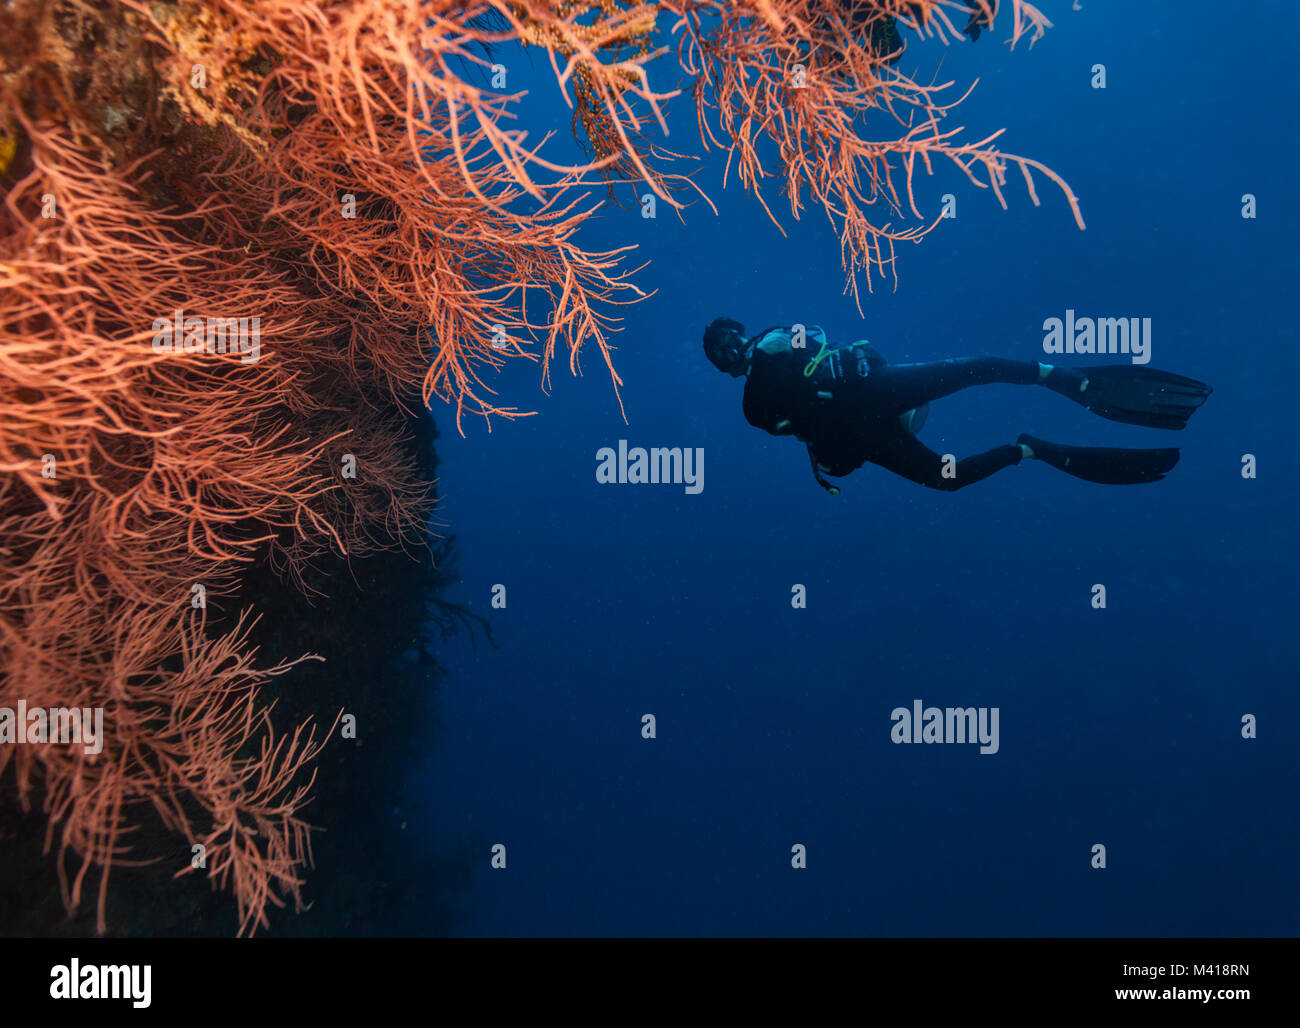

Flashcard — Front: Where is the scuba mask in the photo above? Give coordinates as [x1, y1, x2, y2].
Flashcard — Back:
[703, 317, 751, 376]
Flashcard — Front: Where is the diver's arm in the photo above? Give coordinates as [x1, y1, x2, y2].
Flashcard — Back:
[744, 341, 808, 437]
[807, 445, 840, 496]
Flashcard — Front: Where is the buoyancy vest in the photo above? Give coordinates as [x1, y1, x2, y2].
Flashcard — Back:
[742, 326, 881, 440]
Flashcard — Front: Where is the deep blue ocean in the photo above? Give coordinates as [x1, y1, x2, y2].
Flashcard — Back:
[414, 1, 1299, 936]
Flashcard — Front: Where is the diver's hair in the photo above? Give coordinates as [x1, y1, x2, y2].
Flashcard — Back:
[703, 316, 746, 370]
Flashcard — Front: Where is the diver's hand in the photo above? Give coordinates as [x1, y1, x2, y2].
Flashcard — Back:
[808, 445, 840, 495]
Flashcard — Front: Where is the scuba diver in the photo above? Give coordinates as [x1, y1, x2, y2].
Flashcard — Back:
[702, 318, 1212, 495]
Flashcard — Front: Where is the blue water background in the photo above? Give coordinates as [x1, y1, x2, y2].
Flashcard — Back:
[410, 1, 1300, 935]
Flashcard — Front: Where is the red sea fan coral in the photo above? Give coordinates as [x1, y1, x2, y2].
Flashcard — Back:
[666, 0, 1085, 302]
[121, 0, 655, 426]
[0, 115, 387, 935]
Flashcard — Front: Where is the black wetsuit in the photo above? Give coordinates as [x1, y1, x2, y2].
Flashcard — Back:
[741, 327, 1037, 493]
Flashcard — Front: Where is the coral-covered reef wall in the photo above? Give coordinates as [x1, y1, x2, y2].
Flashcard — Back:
[1, 0, 1074, 935]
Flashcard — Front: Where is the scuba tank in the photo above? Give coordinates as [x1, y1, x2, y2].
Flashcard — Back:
[900, 403, 929, 435]
[802, 329, 878, 413]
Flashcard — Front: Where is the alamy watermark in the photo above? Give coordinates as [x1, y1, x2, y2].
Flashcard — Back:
[151, 308, 261, 364]
[1043, 309, 1151, 365]
[596, 441, 704, 494]
[890, 699, 1000, 755]
[50, 959, 150, 1008]
[0, 701, 103, 756]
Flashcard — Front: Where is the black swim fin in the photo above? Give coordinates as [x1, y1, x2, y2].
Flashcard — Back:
[1018, 434, 1180, 485]
[1044, 365, 1212, 430]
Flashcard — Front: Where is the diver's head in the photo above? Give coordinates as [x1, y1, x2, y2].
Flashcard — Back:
[703, 317, 751, 377]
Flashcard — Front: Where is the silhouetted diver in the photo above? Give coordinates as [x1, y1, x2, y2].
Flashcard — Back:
[703, 319, 1212, 495]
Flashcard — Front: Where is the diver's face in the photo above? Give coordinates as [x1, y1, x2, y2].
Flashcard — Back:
[721, 331, 749, 376]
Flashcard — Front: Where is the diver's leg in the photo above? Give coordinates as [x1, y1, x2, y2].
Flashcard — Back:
[871, 426, 1025, 492]
[868, 357, 1041, 416]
